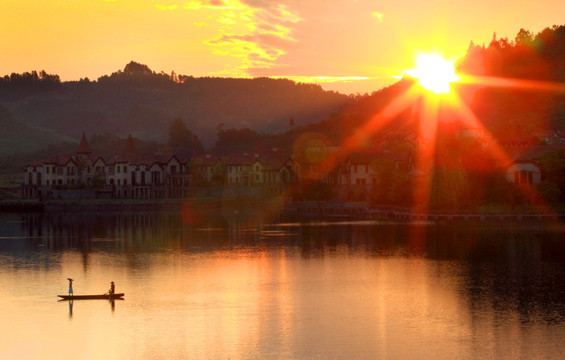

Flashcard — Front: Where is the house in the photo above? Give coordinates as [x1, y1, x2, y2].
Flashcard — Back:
[504, 146, 549, 186]
[334, 148, 413, 202]
[22, 134, 190, 200]
[538, 130, 565, 145]
[226, 149, 295, 196]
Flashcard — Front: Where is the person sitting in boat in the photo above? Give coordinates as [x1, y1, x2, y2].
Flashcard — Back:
[67, 278, 73, 296]
[109, 281, 115, 295]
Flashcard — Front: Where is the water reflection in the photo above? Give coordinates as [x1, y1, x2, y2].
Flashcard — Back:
[59, 297, 122, 319]
[1, 209, 565, 359]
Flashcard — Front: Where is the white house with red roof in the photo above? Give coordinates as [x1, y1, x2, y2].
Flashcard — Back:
[22, 133, 297, 200]
[22, 134, 191, 200]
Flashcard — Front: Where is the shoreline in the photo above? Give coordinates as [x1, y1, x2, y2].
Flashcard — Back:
[1, 199, 564, 224]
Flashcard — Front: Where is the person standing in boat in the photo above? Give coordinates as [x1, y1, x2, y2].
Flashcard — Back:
[109, 281, 115, 295]
[67, 278, 74, 296]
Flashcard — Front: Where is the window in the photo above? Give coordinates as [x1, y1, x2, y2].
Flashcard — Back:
[46, 167, 50, 174]
[515, 170, 534, 185]
[152, 171, 161, 184]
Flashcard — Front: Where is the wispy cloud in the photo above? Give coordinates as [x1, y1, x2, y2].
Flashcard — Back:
[179, 0, 303, 76]
[156, 3, 179, 10]
[183, 0, 246, 10]
[272, 75, 370, 83]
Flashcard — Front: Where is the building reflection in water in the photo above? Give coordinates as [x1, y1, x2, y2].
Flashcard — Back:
[1, 208, 565, 359]
[3, 208, 565, 321]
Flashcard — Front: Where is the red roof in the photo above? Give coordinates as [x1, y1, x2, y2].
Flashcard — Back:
[123, 134, 136, 155]
[77, 133, 92, 154]
[44, 154, 75, 166]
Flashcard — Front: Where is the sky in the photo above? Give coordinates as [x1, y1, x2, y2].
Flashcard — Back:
[1, 0, 564, 95]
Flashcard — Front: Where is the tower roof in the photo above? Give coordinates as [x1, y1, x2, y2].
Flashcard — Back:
[77, 133, 92, 154]
[123, 134, 136, 155]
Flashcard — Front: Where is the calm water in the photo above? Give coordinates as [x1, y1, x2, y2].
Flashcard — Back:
[1, 206, 565, 359]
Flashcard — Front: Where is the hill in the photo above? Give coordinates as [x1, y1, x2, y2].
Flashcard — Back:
[457, 25, 565, 139]
[0, 105, 72, 157]
[0, 62, 350, 150]
[277, 25, 565, 150]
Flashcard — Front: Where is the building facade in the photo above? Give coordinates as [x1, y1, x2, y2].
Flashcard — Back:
[22, 134, 190, 200]
[21, 134, 296, 200]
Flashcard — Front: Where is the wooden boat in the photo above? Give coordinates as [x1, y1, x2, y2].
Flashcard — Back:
[57, 293, 124, 300]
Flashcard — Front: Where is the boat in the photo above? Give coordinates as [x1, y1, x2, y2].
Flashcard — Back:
[57, 293, 124, 300]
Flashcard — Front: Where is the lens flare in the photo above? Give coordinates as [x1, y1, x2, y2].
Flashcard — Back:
[407, 54, 459, 93]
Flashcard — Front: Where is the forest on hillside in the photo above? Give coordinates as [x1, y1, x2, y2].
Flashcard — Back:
[285, 25, 565, 208]
[0, 61, 349, 154]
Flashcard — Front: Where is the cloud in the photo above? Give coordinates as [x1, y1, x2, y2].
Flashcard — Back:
[156, 3, 179, 10]
[184, 0, 303, 76]
[272, 75, 370, 84]
[183, 0, 246, 10]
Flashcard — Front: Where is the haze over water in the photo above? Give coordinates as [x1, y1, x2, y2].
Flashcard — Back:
[1, 209, 565, 359]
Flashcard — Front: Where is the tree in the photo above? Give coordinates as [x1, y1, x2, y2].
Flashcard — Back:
[515, 28, 534, 47]
[213, 127, 261, 154]
[538, 149, 565, 202]
[123, 61, 153, 76]
[168, 118, 204, 152]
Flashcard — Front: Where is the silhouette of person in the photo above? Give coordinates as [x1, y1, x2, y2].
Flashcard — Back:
[109, 281, 115, 295]
[67, 278, 73, 296]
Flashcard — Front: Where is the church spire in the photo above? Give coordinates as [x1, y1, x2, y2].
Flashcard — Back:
[77, 132, 92, 154]
[123, 134, 136, 155]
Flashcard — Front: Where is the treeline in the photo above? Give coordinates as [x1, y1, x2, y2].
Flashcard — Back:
[0, 70, 61, 99]
[458, 25, 565, 80]
[456, 26, 565, 139]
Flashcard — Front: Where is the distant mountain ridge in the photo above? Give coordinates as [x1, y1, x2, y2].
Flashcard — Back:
[0, 61, 350, 153]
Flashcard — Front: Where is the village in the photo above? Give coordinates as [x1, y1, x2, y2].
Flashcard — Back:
[20, 129, 565, 214]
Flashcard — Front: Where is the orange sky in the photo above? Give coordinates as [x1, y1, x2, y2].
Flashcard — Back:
[1, 0, 564, 94]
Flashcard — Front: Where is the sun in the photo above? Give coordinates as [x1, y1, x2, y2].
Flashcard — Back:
[407, 54, 459, 94]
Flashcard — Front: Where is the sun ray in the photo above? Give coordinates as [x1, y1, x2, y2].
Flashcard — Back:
[458, 74, 565, 93]
[446, 89, 557, 215]
[311, 84, 422, 179]
[293, 52, 564, 222]
[411, 94, 440, 214]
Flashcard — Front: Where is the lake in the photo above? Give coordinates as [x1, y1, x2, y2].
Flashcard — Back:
[1, 206, 565, 359]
